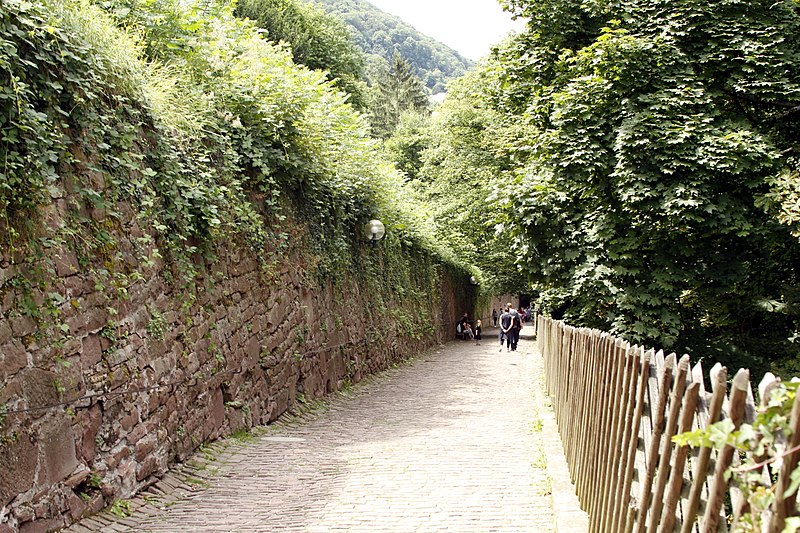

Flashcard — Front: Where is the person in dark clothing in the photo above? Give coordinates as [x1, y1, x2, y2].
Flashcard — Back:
[491, 309, 498, 327]
[458, 312, 471, 340]
[499, 304, 513, 352]
[474, 319, 482, 345]
[509, 308, 523, 351]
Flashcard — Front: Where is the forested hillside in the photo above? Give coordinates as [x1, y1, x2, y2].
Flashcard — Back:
[304, 0, 473, 92]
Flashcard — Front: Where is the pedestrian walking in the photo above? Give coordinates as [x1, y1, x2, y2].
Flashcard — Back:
[474, 319, 482, 345]
[509, 307, 523, 351]
[491, 308, 498, 327]
[499, 304, 513, 352]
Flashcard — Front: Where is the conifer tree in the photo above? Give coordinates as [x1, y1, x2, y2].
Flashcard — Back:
[369, 52, 429, 138]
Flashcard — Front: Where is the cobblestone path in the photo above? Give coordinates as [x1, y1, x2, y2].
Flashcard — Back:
[69, 331, 587, 532]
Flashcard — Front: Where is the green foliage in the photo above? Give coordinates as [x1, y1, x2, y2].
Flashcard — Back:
[0, 0, 449, 274]
[305, 0, 472, 92]
[146, 308, 167, 341]
[108, 499, 133, 518]
[452, 0, 800, 372]
[760, 169, 800, 239]
[0, 0, 99, 235]
[234, 0, 367, 109]
[673, 380, 800, 532]
[87, 472, 102, 488]
[382, 111, 428, 179]
[392, 64, 525, 296]
[368, 52, 429, 138]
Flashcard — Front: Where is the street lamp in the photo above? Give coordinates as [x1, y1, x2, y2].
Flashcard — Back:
[363, 219, 385, 246]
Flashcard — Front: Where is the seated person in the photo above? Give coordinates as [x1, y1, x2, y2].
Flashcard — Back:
[463, 322, 474, 340]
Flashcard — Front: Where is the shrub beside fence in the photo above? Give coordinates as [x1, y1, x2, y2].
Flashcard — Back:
[537, 316, 800, 532]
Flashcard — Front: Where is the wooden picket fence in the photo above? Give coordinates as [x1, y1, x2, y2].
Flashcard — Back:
[537, 316, 800, 532]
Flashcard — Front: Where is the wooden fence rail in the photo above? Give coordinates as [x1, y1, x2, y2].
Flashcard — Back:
[536, 316, 800, 532]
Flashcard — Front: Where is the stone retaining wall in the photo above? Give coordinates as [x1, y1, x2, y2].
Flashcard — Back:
[0, 194, 470, 531]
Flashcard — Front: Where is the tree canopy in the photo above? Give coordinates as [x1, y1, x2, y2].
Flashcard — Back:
[6, 0, 800, 375]
[399, 0, 800, 374]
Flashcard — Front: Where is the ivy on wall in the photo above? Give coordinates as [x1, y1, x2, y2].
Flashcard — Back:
[0, 0, 472, 293]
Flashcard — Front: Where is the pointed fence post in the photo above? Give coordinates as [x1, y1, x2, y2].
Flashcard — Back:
[702, 368, 750, 533]
[660, 381, 700, 532]
[681, 363, 728, 533]
[635, 352, 674, 533]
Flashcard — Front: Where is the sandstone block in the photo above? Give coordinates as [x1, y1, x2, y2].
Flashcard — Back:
[211, 387, 225, 430]
[60, 336, 81, 357]
[100, 482, 116, 500]
[79, 405, 102, 463]
[66, 308, 106, 336]
[64, 469, 90, 489]
[104, 344, 135, 368]
[274, 387, 289, 416]
[33, 499, 51, 519]
[19, 518, 63, 533]
[136, 455, 159, 482]
[13, 504, 34, 524]
[1, 290, 14, 314]
[53, 250, 79, 277]
[10, 315, 37, 338]
[0, 430, 37, 506]
[106, 367, 129, 390]
[39, 416, 78, 487]
[119, 410, 139, 432]
[0, 263, 18, 290]
[0, 339, 28, 381]
[80, 335, 102, 368]
[87, 492, 105, 514]
[126, 422, 148, 446]
[134, 436, 156, 462]
[129, 333, 144, 351]
[0, 317, 12, 344]
[67, 492, 87, 520]
[112, 446, 130, 466]
[147, 391, 161, 414]
[20, 368, 60, 416]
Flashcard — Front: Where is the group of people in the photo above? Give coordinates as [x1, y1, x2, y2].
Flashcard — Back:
[456, 313, 483, 345]
[456, 302, 529, 351]
[496, 303, 523, 352]
[491, 305, 533, 327]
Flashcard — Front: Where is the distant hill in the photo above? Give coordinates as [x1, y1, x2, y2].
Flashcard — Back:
[304, 0, 473, 93]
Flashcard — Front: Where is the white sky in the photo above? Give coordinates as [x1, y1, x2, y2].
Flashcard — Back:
[365, 0, 526, 61]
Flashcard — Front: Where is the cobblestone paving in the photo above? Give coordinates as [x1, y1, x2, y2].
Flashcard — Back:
[70, 331, 585, 532]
